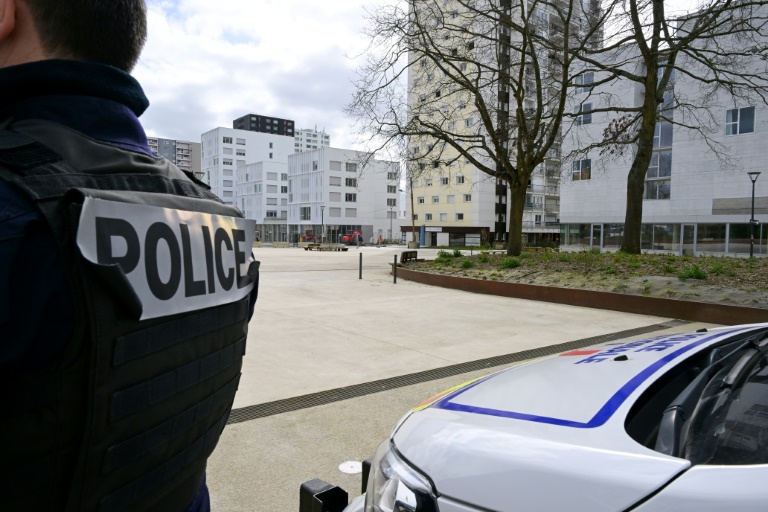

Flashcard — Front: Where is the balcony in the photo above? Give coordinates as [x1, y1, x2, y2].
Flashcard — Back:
[522, 221, 560, 232]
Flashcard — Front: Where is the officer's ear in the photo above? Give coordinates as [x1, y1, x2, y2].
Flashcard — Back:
[0, 0, 17, 44]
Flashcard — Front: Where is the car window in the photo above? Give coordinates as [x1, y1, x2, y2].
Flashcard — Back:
[684, 348, 768, 465]
[625, 327, 768, 465]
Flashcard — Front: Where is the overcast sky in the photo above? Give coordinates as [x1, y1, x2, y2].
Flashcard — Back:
[134, 0, 699, 151]
[133, 0, 379, 149]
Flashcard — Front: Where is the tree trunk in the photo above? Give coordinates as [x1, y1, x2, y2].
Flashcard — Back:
[621, 161, 648, 253]
[506, 180, 527, 256]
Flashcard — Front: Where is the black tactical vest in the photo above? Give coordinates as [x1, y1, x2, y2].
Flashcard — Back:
[0, 119, 258, 512]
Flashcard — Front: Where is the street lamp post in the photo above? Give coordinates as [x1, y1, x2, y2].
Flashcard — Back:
[748, 171, 761, 258]
[389, 205, 393, 243]
[320, 205, 325, 245]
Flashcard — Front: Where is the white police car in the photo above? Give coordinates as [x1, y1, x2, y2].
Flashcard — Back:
[302, 322, 768, 511]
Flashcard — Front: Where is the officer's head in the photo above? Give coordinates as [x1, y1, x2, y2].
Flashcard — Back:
[0, 0, 147, 72]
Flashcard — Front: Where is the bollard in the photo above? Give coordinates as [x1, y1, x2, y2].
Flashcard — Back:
[359, 253, 362, 279]
[393, 254, 397, 284]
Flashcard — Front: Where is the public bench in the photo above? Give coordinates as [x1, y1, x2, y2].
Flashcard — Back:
[400, 250, 419, 263]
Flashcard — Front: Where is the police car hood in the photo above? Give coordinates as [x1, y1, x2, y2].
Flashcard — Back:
[393, 327, 760, 512]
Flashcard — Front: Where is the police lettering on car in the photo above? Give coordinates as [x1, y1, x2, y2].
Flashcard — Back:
[77, 197, 257, 320]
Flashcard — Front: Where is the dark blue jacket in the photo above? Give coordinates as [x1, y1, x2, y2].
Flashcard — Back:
[0, 60, 211, 512]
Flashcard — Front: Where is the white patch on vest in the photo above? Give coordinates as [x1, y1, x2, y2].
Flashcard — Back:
[77, 197, 256, 320]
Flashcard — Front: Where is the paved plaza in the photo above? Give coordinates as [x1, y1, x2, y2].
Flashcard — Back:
[207, 245, 718, 511]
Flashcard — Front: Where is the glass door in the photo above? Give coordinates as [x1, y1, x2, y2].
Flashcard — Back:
[591, 224, 602, 251]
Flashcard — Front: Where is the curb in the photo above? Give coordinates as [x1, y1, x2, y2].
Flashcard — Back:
[397, 267, 768, 325]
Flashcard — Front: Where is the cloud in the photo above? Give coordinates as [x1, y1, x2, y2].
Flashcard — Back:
[133, 0, 379, 149]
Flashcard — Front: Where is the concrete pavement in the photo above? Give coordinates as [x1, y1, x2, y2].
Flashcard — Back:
[207, 245, 719, 511]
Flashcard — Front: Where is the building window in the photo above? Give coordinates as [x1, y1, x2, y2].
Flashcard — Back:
[330, 176, 341, 186]
[223, 191, 233, 198]
[345, 193, 357, 202]
[726, 106, 755, 135]
[223, 137, 233, 144]
[456, 213, 464, 221]
[223, 159, 233, 166]
[440, 177, 449, 185]
[654, 121, 673, 148]
[572, 158, 591, 181]
[387, 198, 397, 207]
[575, 72, 594, 93]
[236, 149, 246, 156]
[425, 178, 433, 187]
[223, 180, 233, 187]
[345, 208, 357, 217]
[269, 153, 273, 159]
[329, 207, 342, 217]
[432, 196, 440, 204]
[266, 210, 277, 218]
[281, 186, 288, 193]
[413, 214, 418, 220]
[575, 103, 592, 125]
[266, 197, 278, 205]
[645, 150, 671, 200]
[463, 194, 472, 202]
[440, 213, 448, 221]
[329, 192, 341, 202]
[267, 185, 278, 193]
[269, 142, 273, 148]
[387, 172, 398, 180]
[465, 118, 475, 127]
[425, 213, 433, 221]
[267, 172, 278, 180]
[346, 162, 358, 173]
[300, 207, 311, 220]
[345, 178, 358, 187]
[236, 138, 246, 145]
[281, 173, 288, 181]
[447, 195, 455, 204]
[418, 196, 425, 204]
[456, 175, 465, 184]
[387, 185, 397, 193]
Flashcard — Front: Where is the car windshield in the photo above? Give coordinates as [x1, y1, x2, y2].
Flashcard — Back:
[625, 327, 768, 465]
[684, 343, 768, 465]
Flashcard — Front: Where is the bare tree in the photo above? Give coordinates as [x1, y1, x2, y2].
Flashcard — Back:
[574, 0, 768, 253]
[347, 0, 606, 255]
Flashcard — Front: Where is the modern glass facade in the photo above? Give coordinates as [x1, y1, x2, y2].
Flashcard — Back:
[561, 223, 767, 256]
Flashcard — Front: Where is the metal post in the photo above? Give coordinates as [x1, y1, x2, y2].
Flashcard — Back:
[389, 206, 393, 243]
[748, 172, 761, 258]
[393, 255, 398, 284]
[320, 205, 325, 245]
[359, 252, 362, 280]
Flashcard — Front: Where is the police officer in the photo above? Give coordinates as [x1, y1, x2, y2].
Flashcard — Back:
[0, 1, 258, 511]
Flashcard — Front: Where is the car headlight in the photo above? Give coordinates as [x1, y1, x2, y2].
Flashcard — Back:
[365, 440, 439, 512]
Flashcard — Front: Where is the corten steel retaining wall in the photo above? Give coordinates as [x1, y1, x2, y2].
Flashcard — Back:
[397, 267, 768, 325]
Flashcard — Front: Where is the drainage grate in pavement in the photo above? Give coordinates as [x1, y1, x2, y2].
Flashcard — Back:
[227, 320, 690, 425]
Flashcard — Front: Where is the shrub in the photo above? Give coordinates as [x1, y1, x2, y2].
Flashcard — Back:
[500, 257, 521, 269]
[678, 264, 707, 280]
[478, 253, 490, 263]
[558, 253, 572, 263]
[452, 249, 463, 258]
[461, 259, 474, 269]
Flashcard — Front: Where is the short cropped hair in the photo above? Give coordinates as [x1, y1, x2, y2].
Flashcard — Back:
[23, 0, 148, 71]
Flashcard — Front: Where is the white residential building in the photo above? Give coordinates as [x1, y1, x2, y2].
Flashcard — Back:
[560, 45, 768, 256]
[294, 128, 331, 153]
[288, 148, 402, 243]
[200, 127, 294, 204]
[147, 137, 201, 176]
[238, 161, 290, 242]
